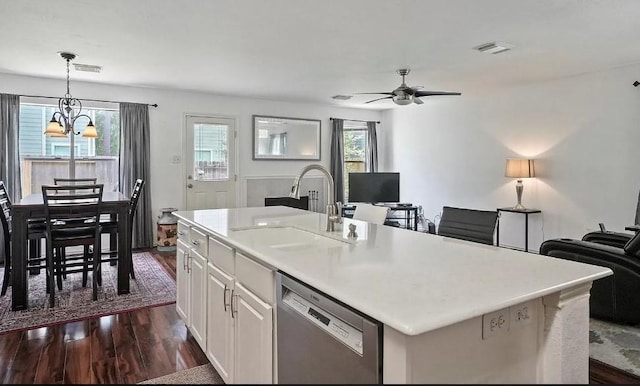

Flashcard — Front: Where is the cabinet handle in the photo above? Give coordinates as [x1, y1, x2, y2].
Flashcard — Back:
[230, 289, 236, 318]
[183, 251, 188, 270]
[178, 231, 185, 236]
[223, 285, 230, 312]
[191, 240, 200, 246]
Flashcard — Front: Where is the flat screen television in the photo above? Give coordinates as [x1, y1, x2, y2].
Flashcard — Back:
[348, 172, 400, 204]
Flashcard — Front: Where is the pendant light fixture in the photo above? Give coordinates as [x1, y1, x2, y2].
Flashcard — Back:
[44, 52, 98, 138]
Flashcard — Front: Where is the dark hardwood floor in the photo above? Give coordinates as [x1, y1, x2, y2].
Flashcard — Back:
[1, 248, 638, 384]
[0, 249, 208, 384]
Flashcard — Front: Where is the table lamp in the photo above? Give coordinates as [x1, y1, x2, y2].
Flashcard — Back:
[505, 158, 535, 210]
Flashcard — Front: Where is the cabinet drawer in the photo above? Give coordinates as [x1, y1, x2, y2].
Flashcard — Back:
[209, 237, 235, 275]
[235, 252, 274, 305]
[177, 221, 190, 242]
[190, 227, 209, 257]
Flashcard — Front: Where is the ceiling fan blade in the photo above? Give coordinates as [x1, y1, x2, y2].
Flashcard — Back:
[355, 92, 395, 95]
[364, 96, 393, 104]
[413, 97, 424, 104]
[414, 91, 462, 97]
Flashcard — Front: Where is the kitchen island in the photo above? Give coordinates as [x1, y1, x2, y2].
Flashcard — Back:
[173, 206, 611, 384]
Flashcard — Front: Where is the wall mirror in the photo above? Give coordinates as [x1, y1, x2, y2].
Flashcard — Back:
[253, 115, 321, 160]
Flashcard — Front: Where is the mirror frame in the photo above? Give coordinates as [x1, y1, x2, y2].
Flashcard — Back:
[252, 115, 321, 160]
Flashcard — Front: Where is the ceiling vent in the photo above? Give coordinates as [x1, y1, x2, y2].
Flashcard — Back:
[473, 41, 514, 55]
[73, 63, 102, 73]
[332, 95, 352, 100]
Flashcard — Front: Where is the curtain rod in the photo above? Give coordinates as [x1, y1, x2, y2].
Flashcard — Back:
[330, 117, 380, 124]
[18, 94, 158, 108]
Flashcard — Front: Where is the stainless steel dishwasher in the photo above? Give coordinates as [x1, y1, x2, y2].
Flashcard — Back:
[276, 272, 382, 384]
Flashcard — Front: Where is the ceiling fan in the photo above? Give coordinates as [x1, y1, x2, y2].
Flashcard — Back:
[357, 69, 461, 105]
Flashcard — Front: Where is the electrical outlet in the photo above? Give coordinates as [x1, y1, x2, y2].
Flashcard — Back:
[482, 307, 510, 339]
[510, 300, 535, 328]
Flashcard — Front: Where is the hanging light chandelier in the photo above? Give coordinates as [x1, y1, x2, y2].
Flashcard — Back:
[44, 52, 98, 138]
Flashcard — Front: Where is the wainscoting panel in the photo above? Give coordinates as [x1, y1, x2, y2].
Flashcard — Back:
[245, 176, 327, 212]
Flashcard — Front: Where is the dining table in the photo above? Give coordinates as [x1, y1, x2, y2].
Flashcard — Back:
[11, 191, 131, 311]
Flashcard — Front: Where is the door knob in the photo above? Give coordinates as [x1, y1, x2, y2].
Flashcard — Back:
[187, 183, 193, 188]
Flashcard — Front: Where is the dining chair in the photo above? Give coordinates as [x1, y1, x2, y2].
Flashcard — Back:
[352, 203, 390, 225]
[0, 181, 47, 296]
[52, 177, 100, 270]
[437, 206, 499, 245]
[99, 178, 145, 279]
[42, 183, 104, 306]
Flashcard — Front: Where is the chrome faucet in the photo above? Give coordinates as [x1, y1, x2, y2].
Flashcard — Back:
[290, 164, 343, 232]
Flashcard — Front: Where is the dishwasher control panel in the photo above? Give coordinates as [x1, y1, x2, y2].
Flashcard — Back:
[282, 290, 364, 355]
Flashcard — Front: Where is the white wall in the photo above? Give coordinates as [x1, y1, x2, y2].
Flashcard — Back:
[0, 73, 382, 244]
[382, 64, 640, 251]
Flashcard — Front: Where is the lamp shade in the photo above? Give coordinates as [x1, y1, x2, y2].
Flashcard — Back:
[505, 158, 535, 178]
[82, 122, 98, 138]
[44, 119, 67, 137]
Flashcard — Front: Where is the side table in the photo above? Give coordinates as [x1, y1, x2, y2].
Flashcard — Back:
[496, 207, 542, 252]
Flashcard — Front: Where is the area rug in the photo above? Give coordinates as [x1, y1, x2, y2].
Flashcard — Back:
[0, 251, 176, 334]
[138, 364, 223, 384]
[590, 318, 640, 376]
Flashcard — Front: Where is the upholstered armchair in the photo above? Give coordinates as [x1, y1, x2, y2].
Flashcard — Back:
[539, 231, 640, 324]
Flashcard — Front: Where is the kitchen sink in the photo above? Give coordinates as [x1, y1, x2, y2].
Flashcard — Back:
[230, 226, 353, 250]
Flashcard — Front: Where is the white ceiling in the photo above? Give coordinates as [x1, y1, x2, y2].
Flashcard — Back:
[1, 0, 640, 109]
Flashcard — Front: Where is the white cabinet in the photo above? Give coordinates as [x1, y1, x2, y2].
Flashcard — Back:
[176, 239, 190, 323]
[207, 263, 235, 382]
[176, 222, 208, 352]
[178, 224, 275, 385]
[234, 282, 273, 384]
[205, 239, 275, 384]
[189, 249, 207, 349]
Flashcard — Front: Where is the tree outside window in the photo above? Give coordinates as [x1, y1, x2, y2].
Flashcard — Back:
[343, 127, 368, 200]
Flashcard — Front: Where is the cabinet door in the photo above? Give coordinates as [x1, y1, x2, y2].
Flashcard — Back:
[207, 263, 235, 384]
[189, 249, 207, 350]
[234, 282, 273, 384]
[176, 240, 190, 324]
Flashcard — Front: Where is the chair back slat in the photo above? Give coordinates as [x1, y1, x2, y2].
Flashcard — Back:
[53, 178, 98, 186]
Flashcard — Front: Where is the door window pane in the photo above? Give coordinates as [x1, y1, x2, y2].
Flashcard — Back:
[193, 123, 228, 181]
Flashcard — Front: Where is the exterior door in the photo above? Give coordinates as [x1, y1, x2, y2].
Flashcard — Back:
[185, 115, 236, 210]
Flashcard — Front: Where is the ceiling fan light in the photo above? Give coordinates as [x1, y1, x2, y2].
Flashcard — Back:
[393, 94, 413, 105]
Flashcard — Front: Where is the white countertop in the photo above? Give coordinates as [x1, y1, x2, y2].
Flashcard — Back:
[174, 206, 612, 336]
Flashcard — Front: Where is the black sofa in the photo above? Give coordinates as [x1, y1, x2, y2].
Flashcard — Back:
[539, 230, 640, 324]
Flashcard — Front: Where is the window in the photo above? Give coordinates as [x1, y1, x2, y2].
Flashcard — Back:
[193, 123, 229, 181]
[18, 103, 121, 195]
[343, 121, 369, 200]
[51, 144, 80, 157]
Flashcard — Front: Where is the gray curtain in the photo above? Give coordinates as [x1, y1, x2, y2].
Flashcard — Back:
[0, 94, 22, 202]
[119, 103, 153, 249]
[330, 118, 345, 204]
[366, 121, 378, 172]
